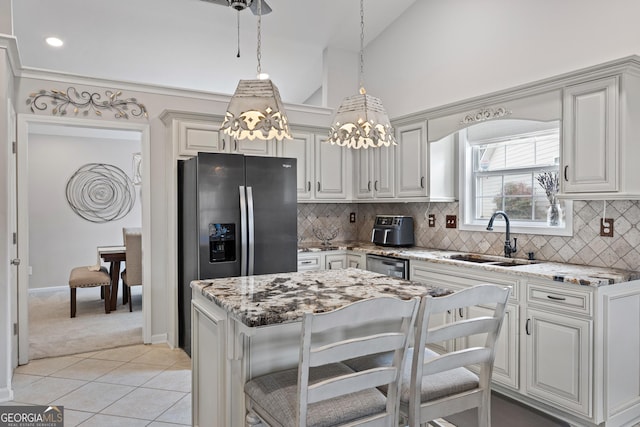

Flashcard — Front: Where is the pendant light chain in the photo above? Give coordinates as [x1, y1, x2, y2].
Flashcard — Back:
[359, 0, 365, 93]
[256, 0, 262, 76]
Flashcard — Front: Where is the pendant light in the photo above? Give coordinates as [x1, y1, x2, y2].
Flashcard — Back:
[327, 0, 396, 149]
[220, 0, 292, 141]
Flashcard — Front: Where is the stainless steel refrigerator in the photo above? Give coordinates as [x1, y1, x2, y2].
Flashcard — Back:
[178, 152, 297, 355]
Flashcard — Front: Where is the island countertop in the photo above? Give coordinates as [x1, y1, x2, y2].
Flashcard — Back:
[191, 268, 452, 328]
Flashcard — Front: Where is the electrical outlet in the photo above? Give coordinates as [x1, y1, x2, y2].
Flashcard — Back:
[445, 215, 457, 229]
[600, 218, 614, 237]
[428, 214, 435, 227]
[349, 212, 356, 223]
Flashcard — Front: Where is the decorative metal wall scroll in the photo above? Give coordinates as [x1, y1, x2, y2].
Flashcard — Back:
[66, 163, 136, 223]
[460, 106, 512, 125]
[27, 87, 148, 119]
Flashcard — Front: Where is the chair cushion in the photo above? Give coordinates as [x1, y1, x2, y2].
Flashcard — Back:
[245, 362, 387, 427]
[69, 266, 110, 288]
[345, 348, 480, 404]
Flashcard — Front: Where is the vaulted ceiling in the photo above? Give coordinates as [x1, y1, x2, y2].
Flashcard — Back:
[12, 0, 416, 104]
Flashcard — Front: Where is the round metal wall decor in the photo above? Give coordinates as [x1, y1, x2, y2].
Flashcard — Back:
[66, 163, 136, 223]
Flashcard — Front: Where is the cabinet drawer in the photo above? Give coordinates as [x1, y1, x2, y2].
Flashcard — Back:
[526, 283, 592, 316]
[297, 254, 322, 271]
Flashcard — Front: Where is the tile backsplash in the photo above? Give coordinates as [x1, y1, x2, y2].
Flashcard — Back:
[297, 200, 640, 272]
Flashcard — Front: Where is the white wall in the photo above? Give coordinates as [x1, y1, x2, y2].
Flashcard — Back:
[28, 132, 142, 289]
[365, 0, 640, 118]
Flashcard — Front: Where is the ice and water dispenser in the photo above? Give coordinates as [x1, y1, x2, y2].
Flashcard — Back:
[209, 223, 236, 262]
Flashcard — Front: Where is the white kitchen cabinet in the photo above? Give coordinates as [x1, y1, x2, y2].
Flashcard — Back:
[191, 298, 227, 427]
[280, 131, 350, 202]
[525, 307, 591, 417]
[410, 260, 520, 388]
[562, 76, 618, 193]
[277, 132, 314, 200]
[297, 253, 322, 271]
[325, 253, 346, 270]
[314, 134, 349, 200]
[560, 68, 640, 199]
[219, 132, 274, 156]
[298, 250, 364, 271]
[353, 145, 395, 199]
[395, 122, 427, 198]
[346, 252, 366, 269]
[394, 122, 456, 201]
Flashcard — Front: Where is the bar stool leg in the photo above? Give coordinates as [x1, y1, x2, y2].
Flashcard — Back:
[70, 288, 77, 318]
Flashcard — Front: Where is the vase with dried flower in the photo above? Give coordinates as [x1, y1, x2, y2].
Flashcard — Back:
[536, 171, 563, 226]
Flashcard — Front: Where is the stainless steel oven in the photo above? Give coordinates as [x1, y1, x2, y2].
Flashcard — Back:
[365, 254, 409, 279]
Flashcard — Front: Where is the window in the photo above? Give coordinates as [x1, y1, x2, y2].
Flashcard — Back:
[460, 119, 572, 236]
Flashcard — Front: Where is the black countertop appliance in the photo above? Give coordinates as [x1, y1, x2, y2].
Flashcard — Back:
[371, 215, 414, 247]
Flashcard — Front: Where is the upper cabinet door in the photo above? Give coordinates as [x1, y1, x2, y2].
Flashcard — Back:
[223, 133, 275, 157]
[353, 149, 373, 199]
[278, 133, 314, 200]
[562, 76, 619, 193]
[314, 135, 348, 199]
[373, 145, 395, 198]
[395, 122, 428, 198]
[179, 120, 228, 156]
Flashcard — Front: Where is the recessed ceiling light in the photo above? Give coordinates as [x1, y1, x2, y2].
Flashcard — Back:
[45, 37, 63, 47]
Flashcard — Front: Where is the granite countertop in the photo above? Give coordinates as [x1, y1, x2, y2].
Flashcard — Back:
[298, 241, 640, 287]
[191, 268, 451, 328]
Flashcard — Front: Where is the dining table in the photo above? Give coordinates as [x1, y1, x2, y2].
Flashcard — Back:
[97, 245, 126, 311]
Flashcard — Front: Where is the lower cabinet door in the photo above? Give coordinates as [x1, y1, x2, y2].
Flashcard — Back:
[464, 303, 519, 390]
[525, 308, 592, 417]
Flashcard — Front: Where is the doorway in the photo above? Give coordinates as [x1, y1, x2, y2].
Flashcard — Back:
[16, 115, 151, 364]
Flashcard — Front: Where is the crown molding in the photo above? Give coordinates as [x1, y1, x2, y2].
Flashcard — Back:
[0, 34, 22, 77]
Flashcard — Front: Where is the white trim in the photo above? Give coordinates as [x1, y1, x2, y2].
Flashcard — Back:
[16, 114, 151, 364]
[0, 387, 13, 403]
[0, 35, 22, 77]
[151, 333, 169, 346]
[458, 126, 574, 238]
[27, 286, 68, 294]
[18, 67, 332, 116]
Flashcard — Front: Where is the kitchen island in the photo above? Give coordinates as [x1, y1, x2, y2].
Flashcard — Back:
[189, 268, 451, 427]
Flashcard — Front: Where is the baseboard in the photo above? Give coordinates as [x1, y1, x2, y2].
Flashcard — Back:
[150, 333, 168, 346]
[0, 386, 14, 402]
[28, 285, 68, 294]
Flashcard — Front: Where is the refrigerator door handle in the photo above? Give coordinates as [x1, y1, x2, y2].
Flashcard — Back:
[246, 186, 255, 276]
[239, 186, 248, 276]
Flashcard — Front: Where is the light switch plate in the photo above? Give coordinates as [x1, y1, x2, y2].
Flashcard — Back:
[600, 218, 614, 237]
[446, 215, 457, 229]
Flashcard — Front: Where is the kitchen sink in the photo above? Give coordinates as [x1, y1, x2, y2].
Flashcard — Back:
[447, 253, 538, 267]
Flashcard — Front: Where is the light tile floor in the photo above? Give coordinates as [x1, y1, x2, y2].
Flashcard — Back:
[1, 344, 191, 426]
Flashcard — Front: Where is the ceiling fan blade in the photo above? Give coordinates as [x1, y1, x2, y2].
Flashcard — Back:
[249, 0, 272, 15]
[200, 0, 230, 6]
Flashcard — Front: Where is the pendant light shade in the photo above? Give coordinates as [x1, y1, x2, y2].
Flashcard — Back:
[220, 78, 291, 141]
[219, 0, 292, 141]
[327, 0, 396, 149]
[328, 90, 395, 149]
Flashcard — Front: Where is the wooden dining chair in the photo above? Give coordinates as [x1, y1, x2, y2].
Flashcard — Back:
[121, 227, 142, 312]
[345, 284, 510, 427]
[244, 296, 421, 427]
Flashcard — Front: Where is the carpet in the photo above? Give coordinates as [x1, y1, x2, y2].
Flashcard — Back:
[28, 285, 143, 360]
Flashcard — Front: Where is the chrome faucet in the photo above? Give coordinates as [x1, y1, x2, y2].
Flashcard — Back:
[486, 211, 517, 258]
